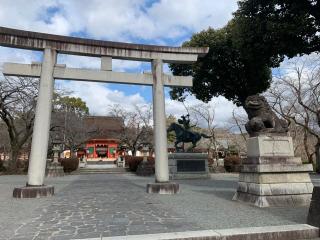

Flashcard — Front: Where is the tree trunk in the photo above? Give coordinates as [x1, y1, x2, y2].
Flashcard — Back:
[315, 140, 320, 173]
[8, 147, 19, 172]
[132, 147, 136, 156]
[303, 130, 313, 164]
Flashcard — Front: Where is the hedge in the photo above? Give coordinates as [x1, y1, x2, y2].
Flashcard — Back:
[125, 156, 155, 172]
[224, 155, 241, 172]
[59, 157, 79, 173]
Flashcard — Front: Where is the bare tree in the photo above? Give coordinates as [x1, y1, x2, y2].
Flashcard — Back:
[0, 76, 38, 171]
[107, 103, 153, 154]
[224, 109, 248, 155]
[189, 103, 217, 161]
[51, 95, 90, 157]
[51, 112, 87, 156]
[267, 54, 320, 172]
[0, 120, 10, 161]
[231, 109, 247, 143]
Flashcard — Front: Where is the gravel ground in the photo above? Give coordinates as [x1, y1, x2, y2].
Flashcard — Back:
[0, 173, 319, 240]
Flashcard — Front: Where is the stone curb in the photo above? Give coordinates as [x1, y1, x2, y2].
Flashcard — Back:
[73, 224, 319, 240]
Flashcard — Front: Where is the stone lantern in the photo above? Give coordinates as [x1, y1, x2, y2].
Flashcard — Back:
[45, 135, 65, 177]
[136, 143, 153, 176]
[141, 143, 150, 162]
[52, 136, 62, 164]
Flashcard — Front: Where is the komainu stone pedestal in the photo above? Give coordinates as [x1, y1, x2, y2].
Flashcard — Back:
[233, 135, 313, 207]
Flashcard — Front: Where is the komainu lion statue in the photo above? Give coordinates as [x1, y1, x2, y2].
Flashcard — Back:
[244, 95, 289, 136]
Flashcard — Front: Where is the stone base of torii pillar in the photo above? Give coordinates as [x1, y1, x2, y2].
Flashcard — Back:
[13, 185, 54, 198]
[146, 182, 179, 194]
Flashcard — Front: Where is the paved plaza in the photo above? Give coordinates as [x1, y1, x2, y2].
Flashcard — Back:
[0, 173, 319, 240]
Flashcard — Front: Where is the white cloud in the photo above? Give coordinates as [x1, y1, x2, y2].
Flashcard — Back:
[0, 0, 70, 35]
[165, 95, 240, 128]
[0, 47, 41, 65]
[112, 60, 146, 72]
[273, 53, 320, 80]
[54, 79, 241, 129]
[0, 0, 238, 42]
[57, 54, 100, 69]
[0, 47, 42, 77]
[57, 54, 147, 73]
[145, 0, 238, 39]
[55, 80, 147, 115]
[57, 0, 238, 41]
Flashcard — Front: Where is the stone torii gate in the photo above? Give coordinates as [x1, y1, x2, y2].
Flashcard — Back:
[0, 27, 208, 198]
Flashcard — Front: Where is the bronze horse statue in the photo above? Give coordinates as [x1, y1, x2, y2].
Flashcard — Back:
[167, 122, 211, 150]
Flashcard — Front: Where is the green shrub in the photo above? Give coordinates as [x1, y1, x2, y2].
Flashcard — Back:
[224, 155, 241, 172]
[125, 156, 155, 172]
[17, 160, 29, 173]
[207, 157, 214, 167]
[0, 160, 6, 172]
[60, 157, 79, 173]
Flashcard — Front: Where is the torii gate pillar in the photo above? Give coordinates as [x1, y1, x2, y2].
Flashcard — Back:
[152, 59, 169, 183]
[146, 59, 179, 194]
[13, 48, 56, 198]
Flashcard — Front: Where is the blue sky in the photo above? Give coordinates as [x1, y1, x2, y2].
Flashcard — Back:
[0, 0, 241, 127]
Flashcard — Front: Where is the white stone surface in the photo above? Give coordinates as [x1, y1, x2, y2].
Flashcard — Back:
[233, 191, 312, 207]
[238, 182, 314, 195]
[0, 27, 208, 63]
[27, 48, 56, 186]
[235, 136, 314, 207]
[101, 56, 112, 71]
[247, 136, 294, 157]
[215, 224, 318, 237]
[152, 59, 169, 183]
[239, 172, 312, 184]
[170, 173, 210, 180]
[79, 162, 86, 168]
[242, 156, 302, 165]
[241, 163, 314, 173]
[82, 224, 319, 240]
[100, 230, 219, 240]
[85, 164, 117, 169]
[3, 63, 193, 87]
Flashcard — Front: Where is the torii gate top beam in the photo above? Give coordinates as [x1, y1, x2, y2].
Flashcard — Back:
[0, 27, 208, 63]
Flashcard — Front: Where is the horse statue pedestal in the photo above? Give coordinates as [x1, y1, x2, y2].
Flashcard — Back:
[169, 153, 210, 180]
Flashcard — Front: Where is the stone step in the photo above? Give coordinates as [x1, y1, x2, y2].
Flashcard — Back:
[86, 160, 116, 165]
[79, 224, 319, 240]
[74, 168, 130, 175]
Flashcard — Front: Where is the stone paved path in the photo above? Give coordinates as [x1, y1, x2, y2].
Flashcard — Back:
[0, 173, 319, 240]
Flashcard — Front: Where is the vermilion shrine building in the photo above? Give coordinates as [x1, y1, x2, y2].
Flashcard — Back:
[85, 139, 119, 160]
[83, 116, 124, 162]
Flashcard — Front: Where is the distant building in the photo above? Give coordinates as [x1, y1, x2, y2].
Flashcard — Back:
[82, 116, 124, 162]
[192, 128, 248, 157]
